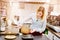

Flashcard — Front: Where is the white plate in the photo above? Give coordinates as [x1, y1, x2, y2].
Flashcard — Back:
[5, 35, 16, 39]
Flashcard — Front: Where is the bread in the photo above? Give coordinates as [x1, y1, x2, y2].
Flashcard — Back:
[21, 26, 30, 35]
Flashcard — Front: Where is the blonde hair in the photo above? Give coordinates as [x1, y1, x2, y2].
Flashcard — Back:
[37, 6, 45, 20]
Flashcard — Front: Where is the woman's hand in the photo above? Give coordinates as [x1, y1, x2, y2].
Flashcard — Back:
[39, 31, 42, 33]
[30, 29, 36, 33]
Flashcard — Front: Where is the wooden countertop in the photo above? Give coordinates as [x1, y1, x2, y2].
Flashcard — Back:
[46, 26, 60, 39]
[0, 31, 18, 35]
[0, 34, 50, 40]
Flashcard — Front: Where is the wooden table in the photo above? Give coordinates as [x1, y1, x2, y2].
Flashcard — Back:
[47, 26, 60, 39]
[0, 31, 18, 35]
[0, 34, 50, 40]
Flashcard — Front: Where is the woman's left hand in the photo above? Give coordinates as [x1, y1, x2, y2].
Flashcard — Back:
[30, 29, 36, 33]
[39, 31, 43, 33]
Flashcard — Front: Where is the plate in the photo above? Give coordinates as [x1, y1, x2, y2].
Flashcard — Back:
[5, 35, 16, 39]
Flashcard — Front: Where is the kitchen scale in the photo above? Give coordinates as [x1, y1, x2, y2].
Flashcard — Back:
[21, 34, 34, 40]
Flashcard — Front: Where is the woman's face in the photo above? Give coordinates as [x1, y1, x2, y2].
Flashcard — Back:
[14, 16, 19, 21]
[37, 11, 43, 18]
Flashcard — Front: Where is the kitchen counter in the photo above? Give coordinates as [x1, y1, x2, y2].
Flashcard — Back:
[0, 31, 18, 35]
[46, 26, 60, 39]
[0, 34, 50, 40]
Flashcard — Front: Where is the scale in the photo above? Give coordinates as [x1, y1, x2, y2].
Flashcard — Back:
[21, 34, 34, 40]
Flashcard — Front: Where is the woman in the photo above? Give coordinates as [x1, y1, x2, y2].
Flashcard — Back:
[12, 16, 20, 26]
[24, 6, 46, 36]
[10, 16, 21, 33]
[11, 16, 21, 30]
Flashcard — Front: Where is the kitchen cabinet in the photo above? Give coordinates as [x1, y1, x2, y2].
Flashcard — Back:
[47, 31, 60, 40]
[54, 35, 60, 40]
[46, 31, 53, 40]
[47, 29, 60, 40]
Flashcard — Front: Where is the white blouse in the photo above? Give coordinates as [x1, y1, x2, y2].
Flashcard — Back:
[29, 13, 46, 33]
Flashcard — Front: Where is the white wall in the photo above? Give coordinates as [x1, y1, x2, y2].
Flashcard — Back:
[49, 0, 60, 16]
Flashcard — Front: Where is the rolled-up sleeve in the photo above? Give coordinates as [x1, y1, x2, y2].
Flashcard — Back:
[40, 19, 46, 33]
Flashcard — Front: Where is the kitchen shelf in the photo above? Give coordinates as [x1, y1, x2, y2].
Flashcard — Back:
[0, 31, 19, 35]
[19, 1, 46, 4]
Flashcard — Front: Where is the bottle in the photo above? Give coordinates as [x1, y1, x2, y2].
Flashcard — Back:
[1, 18, 6, 32]
[44, 29, 48, 35]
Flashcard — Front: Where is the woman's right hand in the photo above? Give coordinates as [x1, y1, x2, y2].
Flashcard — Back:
[30, 29, 36, 33]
